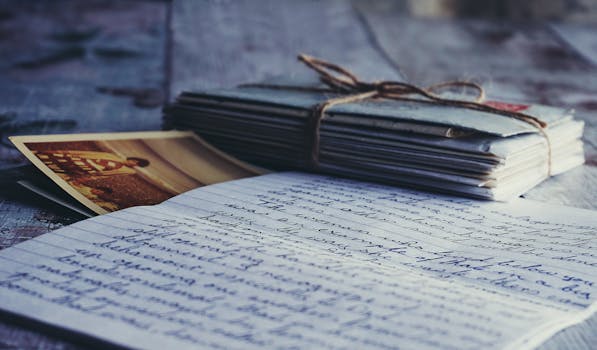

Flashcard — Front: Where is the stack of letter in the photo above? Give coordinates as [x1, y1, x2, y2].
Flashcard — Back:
[164, 85, 584, 200]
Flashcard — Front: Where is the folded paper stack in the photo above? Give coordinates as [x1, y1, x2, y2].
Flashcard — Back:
[163, 58, 584, 200]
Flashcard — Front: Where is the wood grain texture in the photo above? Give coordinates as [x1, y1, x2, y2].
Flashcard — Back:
[169, 0, 405, 95]
[0, 0, 168, 244]
[0, 0, 167, 170]
[0, 0, 169, 348]
[550, 22, 597, 66]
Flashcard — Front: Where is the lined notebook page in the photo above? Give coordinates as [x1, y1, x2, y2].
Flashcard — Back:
[0, 172, 595, 350]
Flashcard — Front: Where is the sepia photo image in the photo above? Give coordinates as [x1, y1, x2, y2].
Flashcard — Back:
[11, 131, 263, 214]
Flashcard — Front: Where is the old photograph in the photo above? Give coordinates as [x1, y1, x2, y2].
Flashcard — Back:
[10, 131, 263, 214]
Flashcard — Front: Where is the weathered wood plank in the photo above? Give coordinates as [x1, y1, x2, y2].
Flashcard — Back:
[550, 22, 597, 66]
[354, 3, 597, 349]
[0, 0, 169, 348]
[0, 315, 81, 350]
[169, 0, 405, 96]
[0, 0, 167, 170]
[0, 0, 168, 244]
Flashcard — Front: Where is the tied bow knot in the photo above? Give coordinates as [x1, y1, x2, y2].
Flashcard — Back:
[242, 54, 551, 174]
[297, 53, 486, 103]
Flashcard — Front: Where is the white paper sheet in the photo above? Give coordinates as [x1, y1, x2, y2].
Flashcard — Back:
[0, 172, 595, 349]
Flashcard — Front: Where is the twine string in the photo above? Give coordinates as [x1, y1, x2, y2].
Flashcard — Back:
[240, 54, 551, 175]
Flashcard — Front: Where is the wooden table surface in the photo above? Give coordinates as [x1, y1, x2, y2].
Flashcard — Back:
[0, 1, 595, 348]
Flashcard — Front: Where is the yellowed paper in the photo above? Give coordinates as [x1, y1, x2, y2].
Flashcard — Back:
[10, 131, 264, 214]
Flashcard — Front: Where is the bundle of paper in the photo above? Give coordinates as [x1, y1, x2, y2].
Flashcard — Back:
[164, 84, 584, 200]
[9, 131, 263, 216]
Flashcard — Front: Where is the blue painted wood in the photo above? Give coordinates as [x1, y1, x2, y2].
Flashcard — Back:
[0, 1, 169, 348]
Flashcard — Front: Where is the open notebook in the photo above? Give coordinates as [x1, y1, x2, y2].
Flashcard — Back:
[0, 172, 595, 349]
